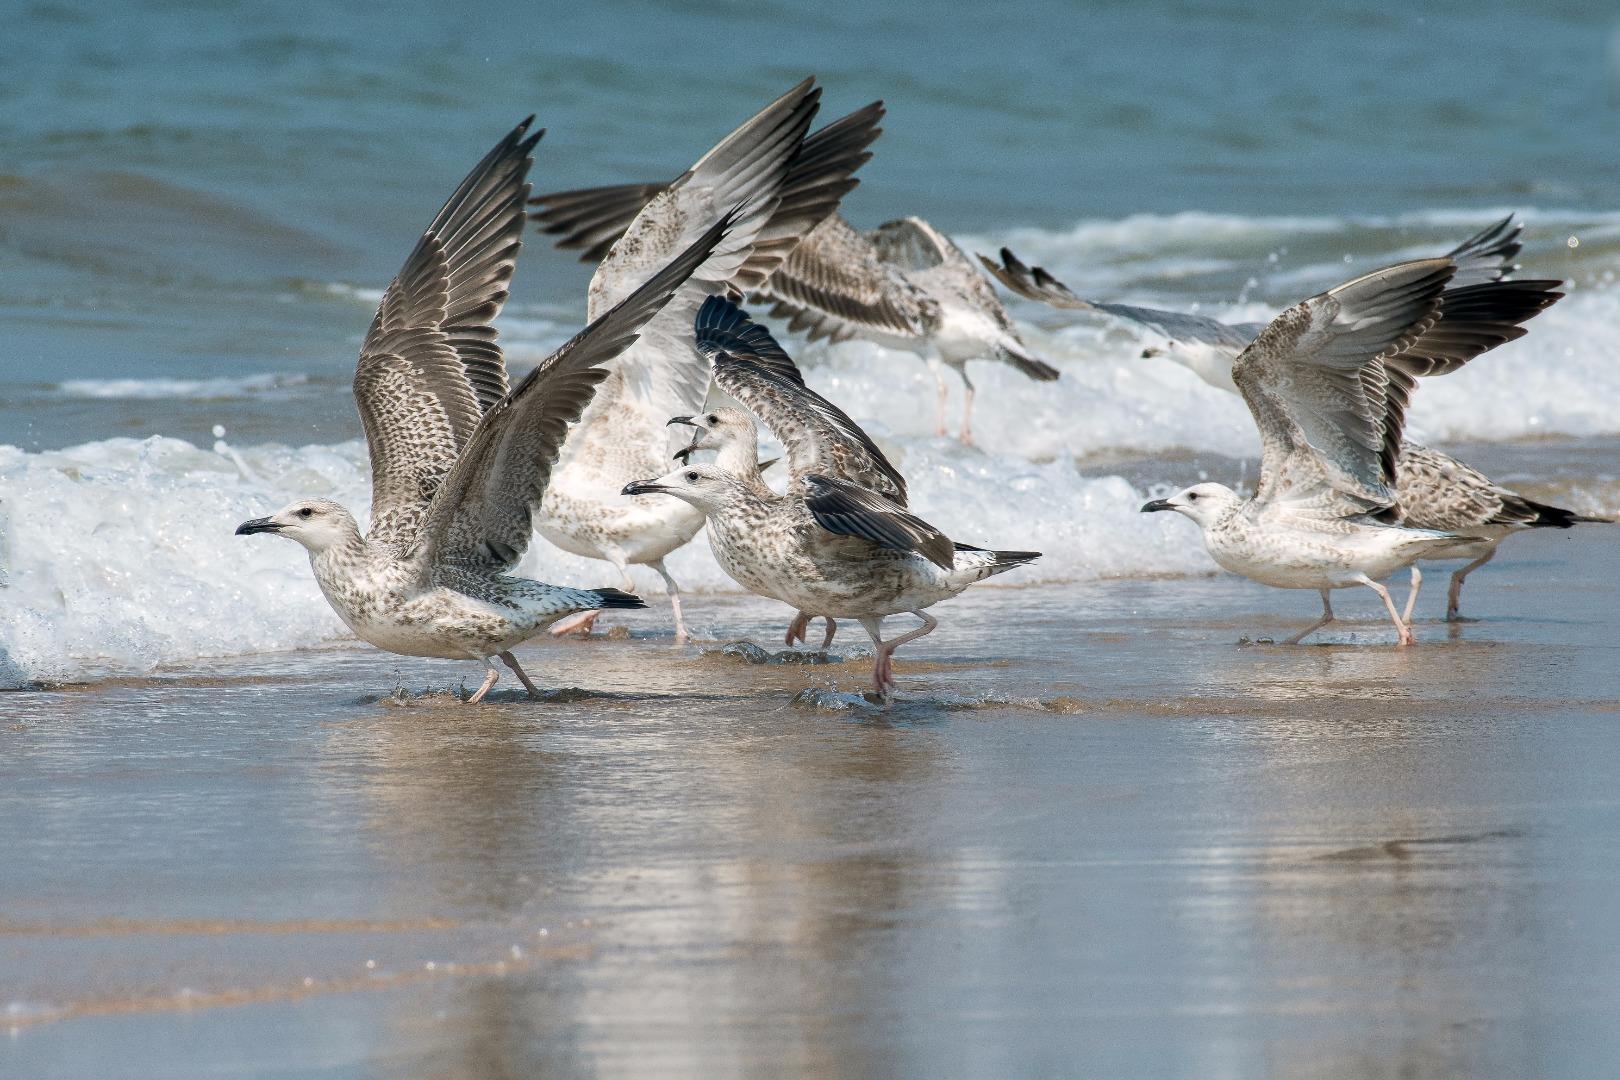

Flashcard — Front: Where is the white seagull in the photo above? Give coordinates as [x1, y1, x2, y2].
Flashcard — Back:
[235, 119, 738, 702]
[533, 79, 876, 643]
[624, 297, 1039, 700]
[532, 129, 1058, 446]
[988, 219, 1596, 618]
[1140, 256, 1562, 645]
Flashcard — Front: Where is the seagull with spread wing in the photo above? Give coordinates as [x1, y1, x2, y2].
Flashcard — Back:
[234, 119, 737, 702]
[532, 123, 1058, 445]
[1141, 256, 1562, 645]
[534, 79, 876, 643]
[988, 218, 1603, 619]
[624, 297, 1039, 700]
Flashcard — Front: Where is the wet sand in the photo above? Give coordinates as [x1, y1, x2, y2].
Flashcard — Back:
[3, 519, 1619, 1077]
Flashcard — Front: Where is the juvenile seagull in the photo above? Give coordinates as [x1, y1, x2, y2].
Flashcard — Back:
[532, 124, 1058, 445]
[235, 119, 737, 702]
[624, 297, 1039, 699]
[535, 79, 876, 642]
[1141, 256, 1563, 645]
[988, 219, 1600, 618]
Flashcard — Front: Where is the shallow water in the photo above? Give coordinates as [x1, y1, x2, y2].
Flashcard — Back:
[4, 524, 1619, 1078]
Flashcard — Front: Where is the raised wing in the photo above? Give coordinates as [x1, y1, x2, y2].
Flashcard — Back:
[528, 99, 883, 275]
[355, 118, 541, 550]
[756, 214, 927, 343]
[528, 182, 665, 264]
[979, 247, 1265, 350]
[1445, 214, 1522, 288]
[696, 296, 908, 503]
[412, 214, 737, 574]
[577, 83, 898, 434]
[1234, 258, 1456, 514]
[802, 474, 953, 569]
[869, 215, 955, 271]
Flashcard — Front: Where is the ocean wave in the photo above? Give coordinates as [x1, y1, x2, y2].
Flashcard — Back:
[0, 432, 1212, 684]
[53, 373, 310, 401]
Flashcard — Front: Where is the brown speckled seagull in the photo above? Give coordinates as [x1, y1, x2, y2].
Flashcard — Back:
[235, 119, 739, 702]
[989, 218, 1603, 619]
[624, 297, 1039, 701]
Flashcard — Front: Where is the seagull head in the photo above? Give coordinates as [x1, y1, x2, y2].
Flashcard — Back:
[1140, 482, 1239, 528]
[668, 407, 757, 464]
[236, 498, 360, 553]
[622, 464, 739, 514]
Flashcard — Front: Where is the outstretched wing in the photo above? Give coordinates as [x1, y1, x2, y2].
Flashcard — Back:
[1445, 214, 1522, 288]
[802, 474, 953, 569]
[527, 182, 667, 264]
[696, 296, 908, 504]
[979, 247, 1265, 351]
[355, 118, 541, 550]
[578, 79, 822, 429]
[755, 214, 927, 343]
[1234, 258, 1456, 514]
[411, 215, 737, 574]
[527, 99, 884, 277]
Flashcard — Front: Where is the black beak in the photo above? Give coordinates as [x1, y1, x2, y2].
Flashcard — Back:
[1140, 499, 1173, 514]
[622, 480, 665, 497]
[672, 446, 695, 463]
[235, 516, 284, 535]
[666, 415, 698, 428]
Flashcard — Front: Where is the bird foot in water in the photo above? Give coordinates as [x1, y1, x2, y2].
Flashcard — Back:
[549, 610, 602, 637]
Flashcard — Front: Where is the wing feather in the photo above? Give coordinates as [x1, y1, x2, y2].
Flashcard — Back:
[356, 119, 541, 550]
[413, 214, 739, 574]
[696, 296, 908, 503]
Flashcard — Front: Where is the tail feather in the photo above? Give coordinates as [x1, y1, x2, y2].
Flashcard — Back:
[950, 544, 1041, 584]
[1505, 494, 1615, 529]
[591, 587, 647, 610]
[997, 338, 1061, 382]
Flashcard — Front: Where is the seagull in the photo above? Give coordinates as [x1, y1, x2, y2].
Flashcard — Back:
[533, 79, 875, 643]
[234, 118, 739, 702]
[623, 297, 1039, 700]
[1140, 256, 1563, 645]
[987, 218, 1599, 618]
[532, 131, 1058, 446]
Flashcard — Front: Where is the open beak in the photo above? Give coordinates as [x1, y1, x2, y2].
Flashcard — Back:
[1139, 499, 1173, 514]
[235, 516, 284, 535]
[622, 480, 667, 497]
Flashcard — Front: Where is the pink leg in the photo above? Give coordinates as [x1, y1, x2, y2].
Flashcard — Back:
[465, 660, 500, 704]
[650, 559, 687, 644]
[859, 611, 939, 701]
[820, 616, 837, 650]
[498, 651, 540, 698]
[931, 363, 950, 437]
[1282, 589, 1335, 645]
[1359, 575, 1416, 647]
[1401, 565, 1422, 624]
[1447, 547, 1497, 621]
[549, 609, 601, 638]
[786, 612, 810, 647]
[958, 369, 976, 446]
[786, 613, 837, 649]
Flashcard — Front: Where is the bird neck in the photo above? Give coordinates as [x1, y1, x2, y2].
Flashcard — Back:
[711, 429, 761, 478]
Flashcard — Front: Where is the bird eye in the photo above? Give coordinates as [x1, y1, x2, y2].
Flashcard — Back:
[684, 471, 699, 483]
[706, 414, 717, 424]
[1187, 492, 1199, 501]
[298, 507, 314, 518]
